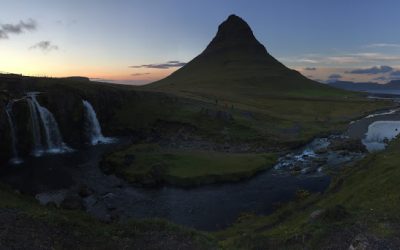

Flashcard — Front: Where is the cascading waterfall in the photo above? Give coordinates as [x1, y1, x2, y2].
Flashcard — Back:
[26, 92, 44, 156]
[82, 100, 114, 145]
[5, 101, 23, 164]
[26, 92, 71, 154]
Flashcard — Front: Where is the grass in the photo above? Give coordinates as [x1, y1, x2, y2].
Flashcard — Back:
[109, 90, 394, 150]
[102, 143, 277, 187]
[215, 138, 400, 249]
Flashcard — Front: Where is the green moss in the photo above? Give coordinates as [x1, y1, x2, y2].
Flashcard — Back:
[102, 144, 276, 187]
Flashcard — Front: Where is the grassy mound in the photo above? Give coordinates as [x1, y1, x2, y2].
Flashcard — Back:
[102, 144, 276, 187]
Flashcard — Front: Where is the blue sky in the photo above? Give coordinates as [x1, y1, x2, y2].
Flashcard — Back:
[1, 0, 400, 84]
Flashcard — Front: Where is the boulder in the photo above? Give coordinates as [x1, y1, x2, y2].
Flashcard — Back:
[309, 209, 324, 220]
[61, 194, 84, 210]
[349, 234, 369, 250]
[78, 185, 93, 198]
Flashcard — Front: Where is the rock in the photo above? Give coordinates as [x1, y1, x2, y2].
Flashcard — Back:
[315, 148, 328, 154]
[313, 157, 327, 165]
[349, 234, 369, 250]
[61, 194, 84, 210]
[83, 195, 97, 209]
[309, 209, 324, 220]
[35, 190, 68, 207]
[78, 185, 93, 198]
[292, 165, 302, 172]
[329, 138, 367, 153]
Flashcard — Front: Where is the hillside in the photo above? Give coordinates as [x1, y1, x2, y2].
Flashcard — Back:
[141, 15, 392, 148]
[218, 137, 400, 249]
[329, 80, 400, 93]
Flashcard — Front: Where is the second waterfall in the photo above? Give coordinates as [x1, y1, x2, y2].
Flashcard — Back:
[82, 100, 115, 145]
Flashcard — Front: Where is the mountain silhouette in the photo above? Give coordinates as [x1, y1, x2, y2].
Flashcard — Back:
[148, 15, 346, 100]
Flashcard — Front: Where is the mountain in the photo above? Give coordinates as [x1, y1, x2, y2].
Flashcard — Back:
[328, 81, 383, 91]
[147, 15, 348, 102]
[386, 80, 400, 88]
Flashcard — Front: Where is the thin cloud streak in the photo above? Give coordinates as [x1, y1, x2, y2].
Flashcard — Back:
[131, 72, 150, 76]
[365, 43, 400, 48]
[282, 52, 400, 66]
[130, 61, 186, 69]
[346, 65, 394, 74]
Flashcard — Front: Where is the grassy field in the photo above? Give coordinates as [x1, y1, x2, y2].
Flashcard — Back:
[111, 90, 394, 148]
[216, 138, 400, 249]
[102, 144, 277, 187]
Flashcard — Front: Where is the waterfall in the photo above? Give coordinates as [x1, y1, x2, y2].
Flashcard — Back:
[26, 92, 71, 155]
[26, 93, 44, 156]
[82, 100, 114, 145]
[4, 101, 23, 164]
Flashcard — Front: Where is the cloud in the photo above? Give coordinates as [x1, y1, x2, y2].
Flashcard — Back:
[365, 43, 400, 48]
[282, 53, 400, 66]
[304, 67, 316, 71]
[56, 19, 77, 26]
[297, 59, 319, 64]
[30, 41, 59, 52]
[389, 70, 400, 80]
[346, 65, 393, 74]
[328, 74, 342, 80]
[130, 60, 186, 69]
[90, 78, 150, 85]
[390, 70, 400, 76]
[0, 19, 37, 39]
[373, 76, 388, 81]
[327, 74, 342, 83]
[131, 73, 150, 76]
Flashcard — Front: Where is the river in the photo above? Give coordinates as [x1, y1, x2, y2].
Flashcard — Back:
[1, 95, 400, 231]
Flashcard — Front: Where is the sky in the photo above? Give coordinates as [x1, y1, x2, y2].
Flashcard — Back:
[2, 0, 400, 85]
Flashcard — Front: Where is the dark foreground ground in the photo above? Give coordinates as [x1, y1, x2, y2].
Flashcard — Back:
[0, 185, 217, 250]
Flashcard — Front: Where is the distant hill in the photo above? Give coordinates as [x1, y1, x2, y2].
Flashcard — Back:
[328, 81, 383, 91]
[329, 80, 400, 93]
[147, 15, 349, 103]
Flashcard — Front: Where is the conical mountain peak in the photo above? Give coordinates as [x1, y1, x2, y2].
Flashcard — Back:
[149, 15, 337, 100]
[214, 14, 255, 41]
[202, 14, 269, 57]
